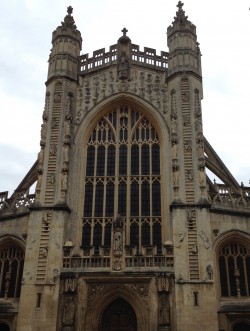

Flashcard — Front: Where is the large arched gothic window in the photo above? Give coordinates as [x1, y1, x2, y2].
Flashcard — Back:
[82, 105, 162, 252]
[219, 241, 250, 297]
[0, 243, 24, 299]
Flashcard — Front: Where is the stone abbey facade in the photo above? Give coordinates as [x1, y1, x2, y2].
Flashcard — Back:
[0, 2, 250, 331]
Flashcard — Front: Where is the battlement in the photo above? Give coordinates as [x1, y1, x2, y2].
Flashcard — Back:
[79, 44, 168, 74]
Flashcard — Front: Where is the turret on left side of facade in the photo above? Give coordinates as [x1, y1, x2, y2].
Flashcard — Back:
[47, 6, 82, 82]
[16, 7, 82, 331]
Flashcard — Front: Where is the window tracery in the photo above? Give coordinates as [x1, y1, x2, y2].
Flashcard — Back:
[82, 105, 162, 252]
[0, 244, 24, 299]
[219, 241, 250, 297]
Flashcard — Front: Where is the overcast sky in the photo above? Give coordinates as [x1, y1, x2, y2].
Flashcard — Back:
[0, 0, 249, 196]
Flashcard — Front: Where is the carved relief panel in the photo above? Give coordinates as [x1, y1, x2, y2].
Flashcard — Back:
[75, 68, 168, 125]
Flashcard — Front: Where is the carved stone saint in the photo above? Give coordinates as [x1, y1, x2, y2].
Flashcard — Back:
[118, 51, 130, 80]
[113, 230, 122, 256]
[172, 140, 178, 160]
[158, 292, 170, 326]
[206, 264, 213, 280]
[63, 295, 75, 327]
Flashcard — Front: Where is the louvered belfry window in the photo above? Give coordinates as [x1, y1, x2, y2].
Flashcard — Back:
[82, 105, 162, 251]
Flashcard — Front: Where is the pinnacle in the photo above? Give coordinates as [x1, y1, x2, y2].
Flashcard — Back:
[173, 1, 188, 24]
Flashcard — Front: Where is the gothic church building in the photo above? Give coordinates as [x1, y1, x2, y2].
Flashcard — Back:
[0, 2, 250, 331]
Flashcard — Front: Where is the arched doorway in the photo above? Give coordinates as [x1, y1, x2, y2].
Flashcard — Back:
[233, 322, 250, 331]
[100, 298, 137, 331]
[0, 323, 10, 331]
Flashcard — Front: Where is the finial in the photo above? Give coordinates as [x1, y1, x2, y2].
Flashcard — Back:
[67, 6, 73, 16]
[172, 1, 188, 24]
[121, 27, 128, 36]
[177, 1, 184, 11]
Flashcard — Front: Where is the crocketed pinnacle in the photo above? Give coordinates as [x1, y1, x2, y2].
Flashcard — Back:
[61, 6, 77, 30]
[173, 1, 188, 24]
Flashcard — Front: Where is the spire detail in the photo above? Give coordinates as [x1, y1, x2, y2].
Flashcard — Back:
[61, 6, 77, 30]
[173, 1, 188, 24]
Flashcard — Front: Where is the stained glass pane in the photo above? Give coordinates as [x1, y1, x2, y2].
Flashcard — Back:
[118, 182, 127, 216]
[152, 144, 160, 174]
[119, 145, 127, 175]
[86, 146, 95, 176]
[105, 182, 114, 216]
[84, 183, 93, 217]
[107, 146, 115, 176]
[141, 182, 150, 216]
[152, 182, 161, 216]
[131, 145, 139, 175]
[130, 183, 139, 216]
[96, 146, 105, 176]
[95, 183, 104, 217]
[82, 224, 91, 246]
[142, 223, 150, 246]
[219, 256, 228, 296]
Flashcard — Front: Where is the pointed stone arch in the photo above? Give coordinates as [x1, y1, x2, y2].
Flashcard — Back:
[84, 283, 150, 331]
[100, 298, 137, 331]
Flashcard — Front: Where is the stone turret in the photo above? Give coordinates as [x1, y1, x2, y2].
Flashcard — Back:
[167, 1, 201, 76]
[47, 6, 82, 82]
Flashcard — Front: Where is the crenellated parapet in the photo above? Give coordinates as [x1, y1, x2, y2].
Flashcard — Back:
[79, 43, 168, 75]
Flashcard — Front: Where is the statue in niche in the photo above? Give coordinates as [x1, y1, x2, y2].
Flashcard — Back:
[54, 92, 61, 103]
[64, 120, 71, 141]
[163, 104, 168, 114]
[48, 173, 55, 185]
[100, 72, 106, 82]
[197, 140, 204, 159]
[75, 109, 82, 124]
[158, 292, 170, 326]
[40, 122, 47, 145]
[51, 117, 57, 129]
[113, 230, 122, 256]
[61, 170, 68, 191]
[206, 264, 213, 280]
[139, 87, 145, 97]
[118, 51, 130, 80]
[63, 295, 75, 326]
[199, 167, 206, 189]
[38, 148, 44, 167]
[183, 114, 190, 126]
[173, 167, 179, 187]
[108, 84, 114, 95]
[172, 139, 178, 160]
[140, 72, 145, 84]
[63, 145, 69, 167]
[184, 140, 192, 152]
[186, 169, 194, 180]
[109, 71, 114, 82]
[50, 143, 57, 156]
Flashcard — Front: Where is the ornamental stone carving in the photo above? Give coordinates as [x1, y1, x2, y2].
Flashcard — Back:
[126, 283, 149, 304]
[87, 284, 107, 306]
[76, 69, 168, 125]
